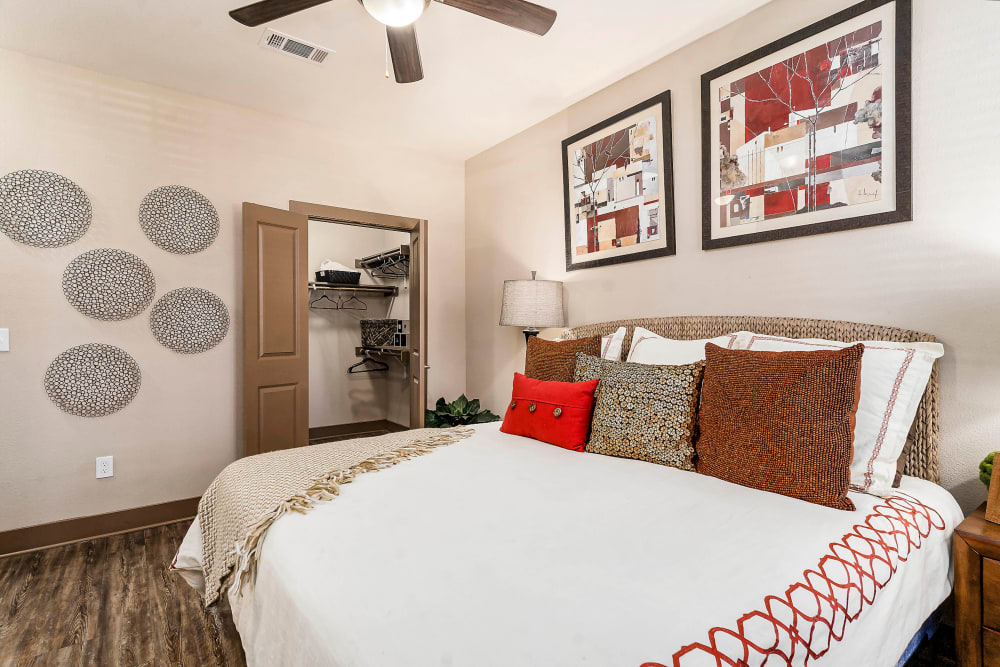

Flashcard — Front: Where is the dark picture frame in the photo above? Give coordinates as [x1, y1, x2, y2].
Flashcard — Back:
[701, 0, 911, 250]
[562, 90, 676, 271]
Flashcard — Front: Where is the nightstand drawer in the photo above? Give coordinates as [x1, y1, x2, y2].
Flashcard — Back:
[984, 557, 1000, 630]
[985, 627, 1000, 665]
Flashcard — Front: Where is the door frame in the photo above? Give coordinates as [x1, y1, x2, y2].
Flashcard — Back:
[288, 201, 428, 429]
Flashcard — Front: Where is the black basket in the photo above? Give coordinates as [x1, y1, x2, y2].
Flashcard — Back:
[315, 270, 361, 285]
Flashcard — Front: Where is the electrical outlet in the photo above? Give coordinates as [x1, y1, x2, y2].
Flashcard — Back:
[96, 456, 113, 479]
[0, 328, 8, 352]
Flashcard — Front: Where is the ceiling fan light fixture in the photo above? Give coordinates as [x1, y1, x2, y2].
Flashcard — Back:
[362, 0, 427, 27]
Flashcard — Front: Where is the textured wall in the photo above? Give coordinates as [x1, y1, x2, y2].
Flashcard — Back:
[0, 48, 465, 531]
[465, 0, 1000, 513]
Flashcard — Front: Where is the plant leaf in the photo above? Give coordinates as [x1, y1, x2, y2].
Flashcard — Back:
[473, 410, 501, 423]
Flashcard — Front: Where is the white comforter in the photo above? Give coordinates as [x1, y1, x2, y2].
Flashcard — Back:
[177, 423, 963, 667]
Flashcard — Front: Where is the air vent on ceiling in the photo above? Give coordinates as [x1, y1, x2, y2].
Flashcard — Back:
[258, 28, 333, 65]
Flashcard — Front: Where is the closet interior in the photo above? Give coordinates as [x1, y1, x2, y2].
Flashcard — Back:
[308, 219, 412, 445]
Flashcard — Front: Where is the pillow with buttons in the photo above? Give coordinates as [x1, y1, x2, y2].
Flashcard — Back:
[499, 373, 600, 451]
[573, 353, 705, 470]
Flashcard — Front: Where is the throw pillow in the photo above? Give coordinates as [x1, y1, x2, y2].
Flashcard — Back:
[500, 373, 600, 451]
[740, 332, 943, 497]
[696, 343, 863, 511]
[573, 353, 704, 470]
[525, 335, 601, 383]
[600, 326, 627, 361]
[627, 326, 745, 365]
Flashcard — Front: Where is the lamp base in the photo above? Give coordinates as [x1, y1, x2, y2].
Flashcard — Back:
[523, 328, 540, 344]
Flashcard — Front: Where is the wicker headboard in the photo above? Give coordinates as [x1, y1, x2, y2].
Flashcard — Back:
[563, 315, 940, 483]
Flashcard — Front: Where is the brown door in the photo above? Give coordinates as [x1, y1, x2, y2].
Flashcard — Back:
[409, 220, 428, 427]
[242, 203, 309, 456]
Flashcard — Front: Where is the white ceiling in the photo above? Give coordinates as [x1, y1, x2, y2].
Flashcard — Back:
[0, 0, 770, 160]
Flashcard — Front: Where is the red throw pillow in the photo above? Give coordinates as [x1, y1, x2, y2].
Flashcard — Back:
[500, 373, 599, 451]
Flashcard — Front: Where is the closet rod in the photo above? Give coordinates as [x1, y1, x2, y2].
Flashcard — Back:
[308, 282, 398, 297]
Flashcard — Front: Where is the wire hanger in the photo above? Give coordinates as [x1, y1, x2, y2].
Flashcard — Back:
[348, 353, 389, 374]
[309, 292, 342, 309]
[310, 291, 370, 311]
[340, 291, 368, 311]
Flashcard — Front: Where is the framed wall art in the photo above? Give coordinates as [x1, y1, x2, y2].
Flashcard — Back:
[702, 0, 911, 250]
[562, 90, 675, 271]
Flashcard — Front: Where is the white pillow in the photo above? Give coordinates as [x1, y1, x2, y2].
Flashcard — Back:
[741, 332, 944, 498]
[600, 327, 627, 361]
[626, 326, 744, 365]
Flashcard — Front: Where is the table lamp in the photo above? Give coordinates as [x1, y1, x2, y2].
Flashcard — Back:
[499, 271, 565, 343]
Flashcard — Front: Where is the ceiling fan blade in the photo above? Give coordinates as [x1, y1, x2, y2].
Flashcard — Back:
[387, 25, 424, 84]
[437, 0, 556, 35]
[229, 0, 335, 27]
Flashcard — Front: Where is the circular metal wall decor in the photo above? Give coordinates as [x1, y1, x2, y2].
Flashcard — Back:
[0, 169, 92, 247]
[44, 344, 142, 417]
[138, 185, 219, 254]
[62, 248, 156, 321]
[150, 287, 230, 353]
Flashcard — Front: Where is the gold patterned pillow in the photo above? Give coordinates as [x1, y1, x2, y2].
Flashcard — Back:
[573, 353, 705, 470]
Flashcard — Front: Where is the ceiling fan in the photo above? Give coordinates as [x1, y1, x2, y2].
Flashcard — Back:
[229, 0, 558, 84]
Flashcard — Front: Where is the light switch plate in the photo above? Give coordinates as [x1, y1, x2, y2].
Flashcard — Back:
[0, 328, 8, 352]
[96, 456, 114, 479]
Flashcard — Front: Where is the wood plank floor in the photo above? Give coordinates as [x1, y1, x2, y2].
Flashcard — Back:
[0, 521, 245, 667]
[0, 518, 956, 666]
[308, 420, 408, 446]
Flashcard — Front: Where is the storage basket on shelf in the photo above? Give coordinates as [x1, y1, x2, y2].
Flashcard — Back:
[315, 269, 361, 285]
[361, 319, 408, 348]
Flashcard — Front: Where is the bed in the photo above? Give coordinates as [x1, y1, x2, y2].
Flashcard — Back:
[175, 316, 961, 667]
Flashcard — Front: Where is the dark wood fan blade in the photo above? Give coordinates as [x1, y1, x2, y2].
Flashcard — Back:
[437, 0, 556, 35]
[229, 0, 334, 27]
[387, 25, 424, 84]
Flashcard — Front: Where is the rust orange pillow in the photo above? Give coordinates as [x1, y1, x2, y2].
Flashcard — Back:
[695, 342, 864, 511]
[500, 373, 600, 451]
[524, 336, 601, 383]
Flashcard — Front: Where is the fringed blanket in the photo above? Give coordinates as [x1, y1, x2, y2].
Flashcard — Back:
[197, 427, 474, 606]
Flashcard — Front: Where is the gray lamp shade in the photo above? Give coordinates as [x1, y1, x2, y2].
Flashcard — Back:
[499, 279, 565, 328]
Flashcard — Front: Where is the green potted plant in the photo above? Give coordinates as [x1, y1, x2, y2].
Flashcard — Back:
[425, 395, 501, 428]
[982, 452, 995, 488]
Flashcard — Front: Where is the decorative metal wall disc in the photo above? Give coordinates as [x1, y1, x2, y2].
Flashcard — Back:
[0, 169, 92, 247]
[63, 248, 156, 321]
[138, 185, 219, 254]
[44, 344, 141, 417]
[150, 287, 230, 353]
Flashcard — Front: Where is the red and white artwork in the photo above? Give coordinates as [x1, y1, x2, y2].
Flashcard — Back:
[570, 119, 660, 256]
[563, 91, 675, 271]
[721, 20, 884, 225]
[704, 1, 907, 249]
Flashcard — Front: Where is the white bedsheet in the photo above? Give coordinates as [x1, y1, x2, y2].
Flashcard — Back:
[177, 423, 962, 667]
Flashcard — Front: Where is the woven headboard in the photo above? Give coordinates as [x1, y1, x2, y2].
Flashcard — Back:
[563, 315, 940, 483]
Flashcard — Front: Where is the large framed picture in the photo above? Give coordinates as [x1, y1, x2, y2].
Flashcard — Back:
[562, 90, 675, 271]
[702, 0, 911, 250]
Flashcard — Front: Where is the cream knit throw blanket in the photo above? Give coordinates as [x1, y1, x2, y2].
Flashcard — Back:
[197, 427, 474, 606]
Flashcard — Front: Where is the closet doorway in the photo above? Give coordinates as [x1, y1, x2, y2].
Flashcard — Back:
[241, 201, 428, 456]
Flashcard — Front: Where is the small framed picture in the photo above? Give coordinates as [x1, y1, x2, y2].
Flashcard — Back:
[562, 90, 675, 271]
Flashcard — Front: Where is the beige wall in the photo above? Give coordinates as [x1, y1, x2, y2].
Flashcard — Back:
[465, 0, 1000, 514]
[307, 222, 411, 429]
[0, 48, 465, 532]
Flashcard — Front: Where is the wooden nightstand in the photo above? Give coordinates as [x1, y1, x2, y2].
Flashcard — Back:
[955, 503, 1000, 666]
